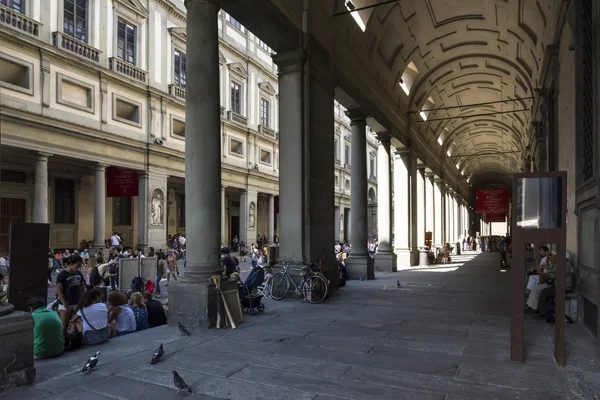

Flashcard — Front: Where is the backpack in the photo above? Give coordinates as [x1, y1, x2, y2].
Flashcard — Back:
[144, 280, 155, 294]
[108, 262, 117, 275]
[89, 267, 102, 287]
[131, 276, 144, 293]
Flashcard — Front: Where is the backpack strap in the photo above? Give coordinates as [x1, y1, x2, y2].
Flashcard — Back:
[80, 308, 103, 331]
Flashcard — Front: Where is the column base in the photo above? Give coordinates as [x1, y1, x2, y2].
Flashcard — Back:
[345, 255, 374, 280]
[167, 281, 217, 330]
[410, 249, 420, 266]
[394, 249, 411, 268]
[0, 311, 36, 391]
[374, 251, 397, 272]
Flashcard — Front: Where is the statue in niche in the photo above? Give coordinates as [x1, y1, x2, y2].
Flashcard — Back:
[151, 189, 164, 226]
[249, 202, 256, 229]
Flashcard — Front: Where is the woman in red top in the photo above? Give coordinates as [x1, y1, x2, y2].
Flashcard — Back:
[166, 250, 178, 284]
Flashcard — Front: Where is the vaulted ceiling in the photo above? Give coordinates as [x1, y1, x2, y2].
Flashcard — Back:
[351, 0, 561, 184]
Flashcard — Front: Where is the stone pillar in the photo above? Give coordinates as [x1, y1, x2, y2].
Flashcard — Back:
[408, 151, 419, 265]
[334, 206, 341, 241]
[425, 173, 435, 245]
[268, 194, 275, 243]
[33, 152, 51, 223]
[239, 190, 248, 244]
[273, 47, 336, 284]
[137, 172, 149, 249]
[168, 0, 223, 330]
[374, 133, 396, 272]
[394, 148, 411, 267]
[416, 166, 426, 248]
[345, 208, 351, 242]
[345, 109, 374, 279]
[221, 187, 226, 245]
[434, 178, 444, 247]
[93, 164, 107, 249]
[245, 190, 258, 247]
[445, 189, 452, 244]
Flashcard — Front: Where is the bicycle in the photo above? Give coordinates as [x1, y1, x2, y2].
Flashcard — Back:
[270, 258, 329, 304]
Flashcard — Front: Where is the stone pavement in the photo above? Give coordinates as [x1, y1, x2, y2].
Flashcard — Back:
[3, 251, 600, 399]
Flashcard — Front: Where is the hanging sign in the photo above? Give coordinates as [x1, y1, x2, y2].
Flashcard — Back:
[106, 167, 139, 197]
[274, 195, 279, 214]
[485, 213, 506, 223]
[476, 189, 509, 214]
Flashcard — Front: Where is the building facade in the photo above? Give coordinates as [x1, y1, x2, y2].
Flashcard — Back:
[0, 0, 377, 253]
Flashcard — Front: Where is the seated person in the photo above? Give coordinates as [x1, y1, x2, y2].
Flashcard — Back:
[526, 252, 556, 314]
[536, 252, 574, 316]
[221, 247, 237, 278]
[28, 296, 64, 359]
[129, 292, 148, 332]
[262, 267, 274, 287]
[69, 289, 109, 345]
[527, 246, 549, 291]
[142, 291, 167, 328]
[108, 291, 136, 337]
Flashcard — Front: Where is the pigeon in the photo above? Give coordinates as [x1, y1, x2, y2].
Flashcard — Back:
[151, 343, 164, 364]
[397, 280, 402, 289]
[172, 370, 192, 393]
[178, 322, 190, 336]
[81, 351, 101, 372]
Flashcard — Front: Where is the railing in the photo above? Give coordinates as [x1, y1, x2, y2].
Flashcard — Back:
[109, 57, 147, 83]
[258, 124, 276, 139]
[227, 110, 247, 126]
[168, 84, 186, 100]
[0, 5, 41, 37]
[220, 106, 225, 116]
[52, 32, 101, 63]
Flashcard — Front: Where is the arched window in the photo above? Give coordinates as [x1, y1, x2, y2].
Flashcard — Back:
[400, 61, 419, 95]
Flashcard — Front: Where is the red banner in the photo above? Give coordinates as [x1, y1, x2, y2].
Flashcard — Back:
[476, 189, 509, 214]
[274, 195, 279, 214]
[106, 167, 139, 197]
[485, 213, 506, 223]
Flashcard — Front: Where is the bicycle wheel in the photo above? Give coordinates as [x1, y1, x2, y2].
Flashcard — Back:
[270, 272, 290, 300]
[302, 275, 328, 304]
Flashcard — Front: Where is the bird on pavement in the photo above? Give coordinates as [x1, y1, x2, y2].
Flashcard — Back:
[81, 351, 101, 372]
[397, 280, 402, 289]
[172, 370, 192, 393]
[178, 322, 190, 336]
[151, 343, 164, 364]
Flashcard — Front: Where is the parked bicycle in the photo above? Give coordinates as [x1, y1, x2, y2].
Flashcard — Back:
[270, 258, 329, 304]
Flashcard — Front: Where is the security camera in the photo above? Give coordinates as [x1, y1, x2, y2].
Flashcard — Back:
[154, 138, 163, 146]
[345, 0, 356, 11]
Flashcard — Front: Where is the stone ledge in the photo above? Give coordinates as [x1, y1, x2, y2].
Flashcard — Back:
[0, 311, 35, 392]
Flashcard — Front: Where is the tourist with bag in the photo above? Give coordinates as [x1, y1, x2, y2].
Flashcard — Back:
[69, 289, 109, 345]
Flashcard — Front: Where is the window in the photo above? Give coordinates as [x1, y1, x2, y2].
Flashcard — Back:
[257, 38, 270, 53]
[230, 138, 243, 155]
[260, 149, 272, 165]
[345, 179, 350, 190]
[117, 19, 136, 65]
[0, 0, 24, 13]
[0, 54, 32, 94]
[420, 96, 435, 121]
[64, 0, 87, 42]
[369, 156, 375, 178]
[335, 175, 339, 187]
[225, 13, 245, 33]
[344, 144, 350, 165]
[260, 98, 270, 127]
[174, 50, 187, 88]
[177, 193, 185, 228]
[334, 139, 339, 160]
[230, 81, 241, 114]
[113, 197, 132, 226]
[114, 96, 141, 126]
[54, 178, 75, 224]
[399, 61, 419, 96]
[345, 0, 366, 32]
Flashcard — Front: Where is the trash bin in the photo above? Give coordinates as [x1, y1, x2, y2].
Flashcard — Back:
[419, 247, 430, 266]
[455, 242, 461, 255]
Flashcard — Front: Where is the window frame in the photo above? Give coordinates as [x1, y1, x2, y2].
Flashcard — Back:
[259, 97, 270, 128]
[259, 148, 272, 166]
[117, 17, 137, 65]
[0, 0, 25, 14]
[54, 178, 76, 225]
[229, 137, 244, 157]
[230, 80, 242, 115]
[225, 12, 246, 33]
[112, 196, 132, 226]
[173, 48, 187, 88]
[63, 0, 88, 43]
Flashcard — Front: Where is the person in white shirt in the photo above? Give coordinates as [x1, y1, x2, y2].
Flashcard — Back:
[527, 246, 549, 290]
[110, 232, 121, 247]
[178, 235, 186, 247]
[70, 289, 109, 344]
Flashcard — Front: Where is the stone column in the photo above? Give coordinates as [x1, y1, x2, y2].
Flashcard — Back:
[425, 173, 435, 245]
[445, 189, 453, 244]
[169, 0, 222, 330]
[374, 133, 396, 272]
[345, 109, 374, 279]
[221, 186, 226, 245]
[33, 152, 51, 224]
[394, 148, 411, 267]
[92, 164, 107, 249]
[416, 166, 426, 248]
[408, 151, 419, 266]
[239, 190, 248, 243]
[334, 206, 341, 241]
[137, 172, 149, 250]
[434, 178, 444, 247]
[268, 194, 275, 243]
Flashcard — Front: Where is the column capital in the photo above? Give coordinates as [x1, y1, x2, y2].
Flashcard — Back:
[394, 147, 412, 159]
[376, 131, 392, 143]
[273, 50, 306, 75]
[35, 152, 53, 161]
[184, 0, 220, 8]
[95, 163, 109, 171]
[345, 108, 368, 124]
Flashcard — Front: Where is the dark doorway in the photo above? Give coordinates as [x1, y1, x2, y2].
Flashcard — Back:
[230, 216, 239, 247]
[0, 198, 27, 254]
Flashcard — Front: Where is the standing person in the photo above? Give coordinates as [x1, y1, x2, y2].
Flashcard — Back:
[232, 235, 239, 252]
[499, 236, 509, 268]
[107, 247, 121, 291]
[155, 251, 165, 298]
[28, 296, 64, 359]
[239, 241, 247, 262]
[250, 244, 258, 269]
[262, 245, 269, 265]
[166, 250, 178, 284]
[55, 254, 86, 333]
[110, 232, 121, 248]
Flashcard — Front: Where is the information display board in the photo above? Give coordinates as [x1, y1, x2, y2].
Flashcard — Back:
[476, 189, 509, 214]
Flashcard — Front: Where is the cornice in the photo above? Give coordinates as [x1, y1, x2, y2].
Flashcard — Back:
[156, 0, 187, 22]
